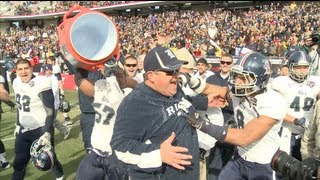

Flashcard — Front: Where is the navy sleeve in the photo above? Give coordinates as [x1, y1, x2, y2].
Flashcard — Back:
[206, 73, 228, 87]
[54, 73, 62, 81]
[111, 97, 163, 173]
[78, 70, 104, 113]
[39, 89, 54, 133]
[187, 94, 208, 111]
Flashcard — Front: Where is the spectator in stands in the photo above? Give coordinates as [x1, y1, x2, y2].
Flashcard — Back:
[137, 54, 146, 74]
[194, 58, 214, 80]
[123, 56, 144, 84]
[279, 65, 289, 76]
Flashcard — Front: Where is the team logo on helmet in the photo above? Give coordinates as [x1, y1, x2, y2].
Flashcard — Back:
[30, 139, 55, 171]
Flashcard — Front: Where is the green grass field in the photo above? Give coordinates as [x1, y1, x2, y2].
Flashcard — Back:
[0, 89, 86, 180]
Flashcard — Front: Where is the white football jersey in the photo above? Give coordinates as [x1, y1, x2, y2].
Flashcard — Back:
[232, 89, 287, 163]
[194, 70, 214, 81]
[52, 64, 61, 74]
[91, 76, 125, 153]
[13, 76, 52, 131]
[272, 75, 320, 134]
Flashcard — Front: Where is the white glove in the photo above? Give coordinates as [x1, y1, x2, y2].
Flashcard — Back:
[179, 73, 191, 87]
[14, 125, 20, 138]
[38, 132, 51, 146]
[179, 73, 206, 94]
[178, 98, 193, 113]
[208, 26, 218, 39]
[189, 76, 206, 94]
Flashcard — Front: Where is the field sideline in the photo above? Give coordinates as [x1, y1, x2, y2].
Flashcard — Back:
[0, 88, 86, 180]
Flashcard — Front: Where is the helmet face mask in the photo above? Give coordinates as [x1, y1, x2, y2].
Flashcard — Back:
[229, 66, 258, 96]
[289, 64, 310, 82]
[229, 52, 271, 97]
[104, 57, 118, 77]
[60, 100, 71, 112]
[30, 139, 55, 171]
[288, 51, 312, 83]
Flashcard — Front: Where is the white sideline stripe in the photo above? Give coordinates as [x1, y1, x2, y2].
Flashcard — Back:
[2, 121, 81, 142]
[2, 136, 15, 142]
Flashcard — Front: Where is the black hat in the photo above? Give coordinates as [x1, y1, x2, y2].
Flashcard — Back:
[44, 64, 53, 71]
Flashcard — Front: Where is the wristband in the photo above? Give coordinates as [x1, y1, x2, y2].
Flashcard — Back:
[200, 121, 228, 142]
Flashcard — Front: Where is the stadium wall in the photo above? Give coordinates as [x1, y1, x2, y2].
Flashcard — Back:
[0, 21, 10, 32]
[43, 19, 59, 27]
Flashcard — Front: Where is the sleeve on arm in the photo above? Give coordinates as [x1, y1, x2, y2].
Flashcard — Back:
[258, 92, 287, 121]
[187, 94, 208, 111]
[39, 89, 55, 133]
[54, 73, 62, 81]
[111, 101, 163, 173]
[114, 67, 138, 89]
[270, 76, 283, 93]
[301, 101, 319, 159]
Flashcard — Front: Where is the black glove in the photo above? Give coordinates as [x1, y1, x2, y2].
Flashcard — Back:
[104, 57, 117, 77]
[74, 68, 89, 87]
[294, 117, 306, 128]
[5, 101, 15, 112]
[59, 94, 65, 100]
[225, 118, 237, 128]
[178, 98, 204, 129]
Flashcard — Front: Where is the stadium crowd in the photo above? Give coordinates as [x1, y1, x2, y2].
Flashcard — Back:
[0, 1, 134, 16]
[0, 1, 320, 180]
[0, 1, 319, 67]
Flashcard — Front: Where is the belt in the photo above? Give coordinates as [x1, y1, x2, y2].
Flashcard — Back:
[91, 148, 111, 157]
[21, 126, 41, 133]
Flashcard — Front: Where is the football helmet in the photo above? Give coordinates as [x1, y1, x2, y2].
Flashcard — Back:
[288, 50, 311, 82]
[60, 99, 71, 112]
[30, 139, 55, 171]
[229, 52, 271, 96]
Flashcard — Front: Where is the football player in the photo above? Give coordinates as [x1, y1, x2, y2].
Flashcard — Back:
[74, 59, 129, 180]
[181, 52, 287, 180]
[0, 67, 11, 170]
[271, 50, 320, 160]
[12, 59, 64, 180]
[46, 56, 72, 126]
[43, 64, 71, 140]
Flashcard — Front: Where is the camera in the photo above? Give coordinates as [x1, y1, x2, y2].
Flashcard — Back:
[271, 150, 320, 180]
[311, 33, 320, 45]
